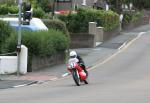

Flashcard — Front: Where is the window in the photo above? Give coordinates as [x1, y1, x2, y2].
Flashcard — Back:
[57, 0, 71, 2]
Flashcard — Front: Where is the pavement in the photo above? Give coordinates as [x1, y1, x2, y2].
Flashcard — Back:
[0, 24, 150, 89]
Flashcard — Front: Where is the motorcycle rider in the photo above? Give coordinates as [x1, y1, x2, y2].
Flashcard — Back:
[69, 50, 88, 76]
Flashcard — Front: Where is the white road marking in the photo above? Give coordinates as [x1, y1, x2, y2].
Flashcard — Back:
[55, 32, 146, 81]
[89, 32, 145, 70]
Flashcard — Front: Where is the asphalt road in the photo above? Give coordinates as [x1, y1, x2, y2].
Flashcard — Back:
[0, 31, 150, 103]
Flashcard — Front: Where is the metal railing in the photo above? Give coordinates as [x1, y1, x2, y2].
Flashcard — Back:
[0, 52, 17, 56]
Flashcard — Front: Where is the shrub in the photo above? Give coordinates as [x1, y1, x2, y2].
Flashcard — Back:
[2, 29, 69, 70]
[0, 20, 14, 53]
[29, 0, 52, 13]
[2, 29, 69, 57]
[96, 10, 119, 31]
[0, 0, 16, 6]
[43, 19, 69, 37]
[8, 6, 18, 14]
[0, 4, 18, 15]
[0, 4, 9, 15]
[123, 11, 144, 24]
[33, 7, 46, 18]
[58, 8, 119, 33]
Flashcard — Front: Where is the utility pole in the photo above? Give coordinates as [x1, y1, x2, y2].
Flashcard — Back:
[52, 0, 56, 19]
[17, 0, 22, 76]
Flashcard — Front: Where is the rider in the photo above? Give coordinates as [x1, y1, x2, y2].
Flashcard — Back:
[69, 51, 88, 76]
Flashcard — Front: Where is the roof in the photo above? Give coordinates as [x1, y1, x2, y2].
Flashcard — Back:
[0, 18, 48, 31]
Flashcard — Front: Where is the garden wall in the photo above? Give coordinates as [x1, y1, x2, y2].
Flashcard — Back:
[122, 16, 149, 31]
[69, 33, 95, 48]
[103, 26, 121, 41]
[30, 51, 65, 71]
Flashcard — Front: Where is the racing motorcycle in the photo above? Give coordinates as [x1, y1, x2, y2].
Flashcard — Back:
[67, 58, 88, 86]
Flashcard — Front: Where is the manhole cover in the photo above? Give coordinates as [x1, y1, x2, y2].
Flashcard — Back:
[99, 43, 123, 49]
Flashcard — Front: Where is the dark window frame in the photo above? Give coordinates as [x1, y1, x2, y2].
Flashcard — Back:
[56, 0, 71, 3]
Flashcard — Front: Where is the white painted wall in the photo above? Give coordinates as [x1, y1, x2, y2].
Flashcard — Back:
[0, 45, 28, 74]
[0, 56, 17, 74]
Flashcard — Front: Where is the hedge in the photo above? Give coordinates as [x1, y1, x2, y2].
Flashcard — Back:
[0, 4, 18, 15]
[32, 7, 46, 18]
[0, 20, 14, 53]
[58, 8, 119, 33]
[2, 30, 70, 57]
[43, 19, 69, 37]
[123, 11, 144, 24]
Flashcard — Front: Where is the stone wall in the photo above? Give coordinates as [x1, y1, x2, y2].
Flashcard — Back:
[29, 51, 65, 71]
[69, 33, 95, 48]
[103, 26, 121, 41]
[122, 16, 149, 31]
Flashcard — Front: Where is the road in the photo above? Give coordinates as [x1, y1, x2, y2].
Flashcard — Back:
[0, 31, 150, 103]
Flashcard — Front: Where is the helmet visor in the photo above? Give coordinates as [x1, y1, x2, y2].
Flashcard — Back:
[70, 55, 76, 58]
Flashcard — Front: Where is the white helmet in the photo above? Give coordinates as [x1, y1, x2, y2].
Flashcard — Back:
[69, 51, 77, 58]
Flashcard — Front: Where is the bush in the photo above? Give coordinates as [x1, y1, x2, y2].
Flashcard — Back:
[2, 30, 69, 57]
[123, 11, 144, 24]
[2, 29, 69, 70]
[97, 10, 119, 31]
[0, 4, 9, 15]
[43, 19, 69, 37]
[0, 0, 16, 6]
[29, 0, 52, 13]
[32, 7, 46, 18]
[8, 6, 18, 14]
[0, 4, 18, 15]
[0, 20, 14, 53]
[58, 8, 119, 33]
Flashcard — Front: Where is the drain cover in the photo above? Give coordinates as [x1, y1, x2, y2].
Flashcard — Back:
[99, 43, 123, 49]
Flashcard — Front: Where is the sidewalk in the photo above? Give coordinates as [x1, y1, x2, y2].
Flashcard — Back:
[1, 24, 150, 89]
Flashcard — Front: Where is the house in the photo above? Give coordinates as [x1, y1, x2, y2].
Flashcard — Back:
[54, 0, 108, 11]
[54, 0, 95, 11]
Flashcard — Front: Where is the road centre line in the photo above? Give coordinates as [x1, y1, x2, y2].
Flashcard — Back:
[89, 32, 145, 71]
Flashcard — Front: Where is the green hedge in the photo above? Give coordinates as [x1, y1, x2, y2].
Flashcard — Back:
[0, 4, 18, 15]
[58, 8, 119, 33]
[2, 30, 69, 57]
[123, 11, 144, 24]
[32, 7, 46, 18]
[43, 19, 69, 37]
[0, 20, 14, 53]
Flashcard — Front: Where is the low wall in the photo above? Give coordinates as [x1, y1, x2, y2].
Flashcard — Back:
[103, 26, 121, 41]
[69, 33, 95, 48]
[122, 16, 149, 31]
[30, 51, 66, 71]
[0, 56, 17, 74]
[0, 45, 28, 74]
[70, 16, 148, 49]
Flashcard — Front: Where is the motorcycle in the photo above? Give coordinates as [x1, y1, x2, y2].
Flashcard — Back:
[67, 58, 88, 86]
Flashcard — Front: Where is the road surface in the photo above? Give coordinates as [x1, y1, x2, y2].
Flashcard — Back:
[0, 31, 150, 103]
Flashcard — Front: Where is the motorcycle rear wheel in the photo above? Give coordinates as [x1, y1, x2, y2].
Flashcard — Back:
[84, 80, 88, 84]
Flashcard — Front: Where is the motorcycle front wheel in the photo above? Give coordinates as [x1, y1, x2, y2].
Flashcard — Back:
[72, 69, 80, 86]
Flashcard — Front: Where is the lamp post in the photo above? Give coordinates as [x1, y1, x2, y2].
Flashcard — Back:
[17, 0, 22, 76]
